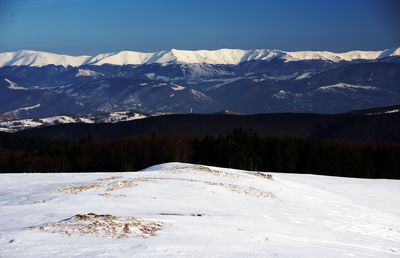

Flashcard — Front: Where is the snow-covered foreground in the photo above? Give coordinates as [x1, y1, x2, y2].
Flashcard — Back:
[0, 163, 399, 257]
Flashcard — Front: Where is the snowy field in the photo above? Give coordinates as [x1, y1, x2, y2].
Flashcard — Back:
[0, 163, 399, 257]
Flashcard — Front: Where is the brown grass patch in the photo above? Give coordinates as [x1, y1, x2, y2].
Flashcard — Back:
[96, 176, 124, 182]
[247, 171, 274, 181]
[159, 213, 184, 216]
[105, 178, 150, 191]
[172, 165, 242, 179]
[134, 177, 275, 198]
[32, 200, 48, 204]
[98, 193, 111, 197]
[56, 182, 101, 194]
[34, 213, 164, 238]
[190, 213, 204, 217]
[159, 213, 204, 217]
[105, 179, 137, 191]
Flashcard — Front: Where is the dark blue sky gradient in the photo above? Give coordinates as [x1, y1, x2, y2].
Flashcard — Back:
[0, 0, 399, 55]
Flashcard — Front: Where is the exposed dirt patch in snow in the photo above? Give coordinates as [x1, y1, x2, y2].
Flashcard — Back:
[32, 213, 164, 238]
[57, 175, 275, 198]
[159, 213, 205, 217]
[138, 177, 276, 198]
[56, 182, 102, 194]
[96, 176, 124, 182]
[32, 200, 48, 204]
[172, 165, 243, 179]
[105, 179, 138, 191]
[246, 171, 274, 181]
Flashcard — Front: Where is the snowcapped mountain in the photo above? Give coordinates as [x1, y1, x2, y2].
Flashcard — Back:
[0, 47, 399, 117]
[0, 50, 92, 68]
[1, 47, 399, 68]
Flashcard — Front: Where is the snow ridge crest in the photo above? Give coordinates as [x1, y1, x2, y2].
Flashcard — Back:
[0, 47, 399, 68]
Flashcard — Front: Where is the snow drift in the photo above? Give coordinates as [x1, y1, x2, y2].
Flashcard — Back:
[0, 163, 399, 257]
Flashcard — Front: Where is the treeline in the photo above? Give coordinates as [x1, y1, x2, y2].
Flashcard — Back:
[0, 135, 192, 173]
[0, 129, 399, 179]
[192, 129, 400, 179]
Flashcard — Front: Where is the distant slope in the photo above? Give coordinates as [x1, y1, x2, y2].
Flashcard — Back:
[347, 104, 400, 115]
[19, 111, 400, 142]
[209, 62, 400, 114]
[0, 110, 149, 132]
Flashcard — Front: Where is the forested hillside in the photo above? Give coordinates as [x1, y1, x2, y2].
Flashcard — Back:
[1, 129, 399, 179]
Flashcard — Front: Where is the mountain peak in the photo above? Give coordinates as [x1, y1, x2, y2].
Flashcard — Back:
[0, 47, 398, 68]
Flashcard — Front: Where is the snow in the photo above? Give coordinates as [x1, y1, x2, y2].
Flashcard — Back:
[0, 119, 43, 132]
[190, 89, 212, 102]
[378, 47, 400, 59]
[316, 83, 380, 92]
[295, 72, 312, 80]
[171, 85, 185, 91]
[75, 69, 104, 78]
[40, 115, 77, 125]
[78, 117, 95, 123]
[0, 162, 399, 257]
[0, 50, 91, 68]
[4, 78, 28, 90]
[365, 109, 400, 116]
[385, 109, 400, 114]
[0, 112, 148, 132]
[1, 47, 398, 68]
[145, 73, 155, 79]
[89, 51, 155, 66]
[98, 111, 147, 123]
[272, 90, 291, 99]
[253, 78, 266, 82]
[4, 104, 41, 117]
[282, 50, 383, 62]
[0, 115, 77, 132]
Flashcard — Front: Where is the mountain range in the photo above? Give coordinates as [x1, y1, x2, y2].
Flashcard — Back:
[0, 47, 399, 118]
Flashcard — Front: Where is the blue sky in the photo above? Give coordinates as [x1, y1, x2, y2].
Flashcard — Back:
[0, 0, 399, 55]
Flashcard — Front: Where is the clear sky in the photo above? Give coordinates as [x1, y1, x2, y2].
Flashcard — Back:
[0, 0, 399, 55]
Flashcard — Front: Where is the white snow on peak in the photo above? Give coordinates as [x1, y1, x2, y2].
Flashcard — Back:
[88, 51, 156, 66]
[378, 47, 400, 59]
[163, 49, 247, 65]
[0, 50, 91, 68]
[282, 50, 381, 62]
[0, 47, 399, 68]
[148, 49, 283, 65]
[241, 49, 284, 62]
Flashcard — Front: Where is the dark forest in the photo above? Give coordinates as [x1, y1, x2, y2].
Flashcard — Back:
[1, 129, 399, 179]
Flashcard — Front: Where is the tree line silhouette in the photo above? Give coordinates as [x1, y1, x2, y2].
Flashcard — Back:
[0, 129, 399, 179]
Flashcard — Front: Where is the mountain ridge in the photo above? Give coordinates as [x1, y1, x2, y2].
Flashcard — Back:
[1, 49, 399, 117]
[1, 47, 399, 68]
